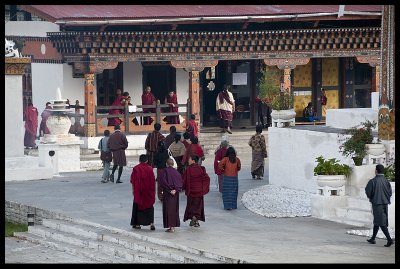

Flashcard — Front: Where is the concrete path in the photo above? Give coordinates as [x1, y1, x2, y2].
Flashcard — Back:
[5, 153, 395, 263]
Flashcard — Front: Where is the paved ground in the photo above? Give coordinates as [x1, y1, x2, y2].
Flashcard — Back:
[5, 153, 395, 263]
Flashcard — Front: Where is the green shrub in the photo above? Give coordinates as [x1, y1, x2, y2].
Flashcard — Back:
[5, 221, 28, 237]
[313, 156, 352, 178]
[384, 163, 395, 182]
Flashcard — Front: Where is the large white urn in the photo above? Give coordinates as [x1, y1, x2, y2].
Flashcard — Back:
[316, 175, 347, 188]
[271, 109, 296, 120]
[365, 143, 386, 156]
[47, 113, 72, 135]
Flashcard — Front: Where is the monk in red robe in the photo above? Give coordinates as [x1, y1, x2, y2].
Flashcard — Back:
[130, 154, 156, 230]
[182, 155, 210, 227]
[185, 114, 198, 139]
[182, 136, 204, 167]
[23, 102, 38, 148]
[39, 102, 51, 137]
[164, 90, 180, 124]
[108, 89, 124, 126]
[142, 86, 156, 125]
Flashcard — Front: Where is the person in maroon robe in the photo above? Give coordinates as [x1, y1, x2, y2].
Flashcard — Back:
[164, 90, 180, 124]
[23, 101, 38, 148]
[214, 139, 230, 193]
[164, 125, 177, 149]
[107, 124, 128, 183]
[142, 86, 157, 125]
[145, 123, 165, 167]
[39, 102, 51, 137]
[130, 154, 156, 230]
[182, 155, 210, 227]
[108, 89, 124, 126]
[185, 114, 198, 139]
[182, 136, 205, 167]
[158, 158, 183, 232]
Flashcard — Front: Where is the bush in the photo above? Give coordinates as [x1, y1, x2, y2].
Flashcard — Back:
[5, 221, 28, 237]
[384, 163, 395, 182]
[313, 156, 352, 178]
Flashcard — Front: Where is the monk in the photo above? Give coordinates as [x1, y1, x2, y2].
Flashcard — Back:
[23, 101, 38, 148]
[164, 90, 180, 124]
[185, 114, 198, 139]
[158, 158, 183, 232]
[108, 88, 124, 126]
[130, 154, 156, 231]
[145, 123, 165, 167]
[39, 102, 52, 137]
[182, 155, 210, 228]
[142, 86, 156, 125]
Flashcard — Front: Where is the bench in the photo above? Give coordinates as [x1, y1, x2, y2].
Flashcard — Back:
[295, 121, 326, 126]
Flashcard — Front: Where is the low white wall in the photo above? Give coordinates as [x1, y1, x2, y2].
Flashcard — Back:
[268, 127, 352, 193]
[5, 75, 25, 157]
[326, 108, 378, 131]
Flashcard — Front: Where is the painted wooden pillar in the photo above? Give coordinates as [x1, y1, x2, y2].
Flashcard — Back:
[378, 5, 395, 140]
[189, 70, 200, 125]
[84, 73, 96, 137]
[372, 66, 380, 92]
[282, 68, 292, 93]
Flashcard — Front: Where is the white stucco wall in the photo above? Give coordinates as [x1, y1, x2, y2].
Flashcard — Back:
[123, 62, 143, 106]
[326, 108, 379, 131]
[62, 64, 85, 107]
[176, 69, 189, 112]
[5, 75, 25, 157]
[268, 127, 352, 193]
[5, 21, 59, 37]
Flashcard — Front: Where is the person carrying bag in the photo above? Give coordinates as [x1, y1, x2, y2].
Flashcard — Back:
[98, 130, 113, 183]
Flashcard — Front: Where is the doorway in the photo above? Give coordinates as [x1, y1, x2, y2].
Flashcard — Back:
[142, 62, 176, 102]
[96, 62, 123, 113]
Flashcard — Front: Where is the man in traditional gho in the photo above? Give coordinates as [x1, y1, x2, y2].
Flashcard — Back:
[164, 90, 180, 124]
[248, 124, 268, 180]
[158, 158, 183, 233]
[164, 125, 177, 149]
[108, 88, 124, 126]
[214, 138, 230, 193]
[142, 86, 157, 125]
[23, 101, 38, 149]
[145, 123, 165, 167]
[107, 124, 128, 183]
[365, 164, 394, 247]
[182, 155, 210, 228]
[216, 84, 235, 134]
[130, 154, 156, 231]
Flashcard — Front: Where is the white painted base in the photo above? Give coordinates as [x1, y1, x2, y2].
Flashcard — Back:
[38, 141, 84, 174]
[311, 194, 346, 218]
[5, 156, 53, 181]
[326, 108, 378, 131]
[346, 164, 376, 197]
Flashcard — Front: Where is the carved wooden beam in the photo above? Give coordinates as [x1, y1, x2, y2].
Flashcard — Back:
[5, 57, 31, 75]
[73, 60, 118, 75]
[263, 58, 310, 69]
[169, 60, 218, 72]
[355, 56, 380, 67]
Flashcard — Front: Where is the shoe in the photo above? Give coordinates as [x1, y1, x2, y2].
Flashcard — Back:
[367, 239, 376, 244]
[101, 179, 107, 183]
[226, 128, 232, 134]
[133, 225, 141, 229]
[109, 174, 114, 182]
[165, 228, 175, 233]
[150, 225, 155, 231]
[384, 240, 394, 247]
[252, 174, 255, 179]
[116, 180, 123, 183]
[194, 221, 200, 227]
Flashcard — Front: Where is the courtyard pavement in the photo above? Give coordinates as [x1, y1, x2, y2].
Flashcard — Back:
[5, 153, 395, 263]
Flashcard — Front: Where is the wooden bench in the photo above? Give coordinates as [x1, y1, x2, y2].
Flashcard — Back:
[295, 121, 326, 126]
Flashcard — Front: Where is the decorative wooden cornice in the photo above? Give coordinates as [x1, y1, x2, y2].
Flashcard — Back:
[263, 58, 310, 69]
[170, 60, 218, 72]
[47, 27, 381, 62]
[355, 56, 381, 67]
[72, 58, 119, 74]
[5, 57, 31, 75]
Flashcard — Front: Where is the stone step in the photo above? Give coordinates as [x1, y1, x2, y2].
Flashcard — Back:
[13, 232, 132, 263]
[41, 218, 230, 263]
[335, 207, 373, 227]
[346, 197, 371, 211]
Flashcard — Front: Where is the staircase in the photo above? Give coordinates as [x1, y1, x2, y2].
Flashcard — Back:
[199, 128, 267, 156]
[14, 217, 243, 263]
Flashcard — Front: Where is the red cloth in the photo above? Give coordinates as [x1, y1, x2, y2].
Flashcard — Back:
[182, 163, 210, 197]
[321, 95, 327, 105]
[186, 119, 198, 138]
[24, 105, 38, 136]
[214, 146, 228, 175]
[182, 143, 204, 165]
[165, 93, 180, 124]
[130, 162, 156, 210]
[40, 105, 51, 135]
[142, 92, 156, 113]
[218, 91, 233, 105]
[108, 94, 124, 126]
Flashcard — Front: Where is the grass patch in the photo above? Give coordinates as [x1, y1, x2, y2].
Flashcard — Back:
[5, 221, 28, 237]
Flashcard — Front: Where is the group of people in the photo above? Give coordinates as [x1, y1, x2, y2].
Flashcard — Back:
[107, 86, 180, 127]
[23, 101, 52, 149]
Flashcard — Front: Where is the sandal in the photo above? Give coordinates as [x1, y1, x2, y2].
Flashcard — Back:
[133, 225, 141, 229]
[194, 222, 200, 227]
[150, 225, 156, 231]
[165, 228, 175, 233]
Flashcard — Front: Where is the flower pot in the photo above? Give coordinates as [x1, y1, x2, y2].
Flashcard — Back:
[316, 175, 347, 188]
[365, 144, 386, 156]
[352, 157, 364, 166]
[271, 109, 296, 120]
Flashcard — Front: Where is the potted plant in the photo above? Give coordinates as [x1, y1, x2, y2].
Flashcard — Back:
[384, 163, 395, 182]
[313, 156, 352, 188]
[258, 68, 295, 125]
[338, 120, 377, 166]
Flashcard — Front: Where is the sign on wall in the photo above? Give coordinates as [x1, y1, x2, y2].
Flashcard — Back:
[232, 73, 247, 85]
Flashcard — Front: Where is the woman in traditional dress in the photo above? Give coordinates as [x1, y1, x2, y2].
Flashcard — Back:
[218, 147, 241, 210]
[248, 125, 267, 179]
